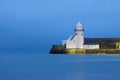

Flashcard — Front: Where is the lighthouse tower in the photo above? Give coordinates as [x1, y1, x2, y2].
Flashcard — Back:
[62, 22, 84, 49]
[74, 22, 84, 48]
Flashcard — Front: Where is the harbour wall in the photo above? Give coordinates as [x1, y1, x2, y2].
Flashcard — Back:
[50, 46, 120, 54]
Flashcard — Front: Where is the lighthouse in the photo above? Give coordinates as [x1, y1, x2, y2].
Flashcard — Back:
[50, 22, 100, 54]
[74, 22, 84, 48]
[62, 22, 84, 49]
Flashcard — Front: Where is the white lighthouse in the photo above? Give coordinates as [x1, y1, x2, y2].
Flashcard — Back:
[74, 22, 84, 48]
[62, 22, 84, 49]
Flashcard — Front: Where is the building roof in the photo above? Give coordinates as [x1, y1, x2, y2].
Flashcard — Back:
[84, 42, 99, 45]
[84, 38, 120, 42]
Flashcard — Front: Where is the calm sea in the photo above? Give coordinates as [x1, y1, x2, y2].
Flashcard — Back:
[0, 51, 120, 80]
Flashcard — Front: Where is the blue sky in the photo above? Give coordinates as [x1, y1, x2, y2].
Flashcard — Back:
[0, 0, 120, 51]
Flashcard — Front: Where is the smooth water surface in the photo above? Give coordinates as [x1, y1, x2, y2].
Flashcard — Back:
[0, 51, 120, 80]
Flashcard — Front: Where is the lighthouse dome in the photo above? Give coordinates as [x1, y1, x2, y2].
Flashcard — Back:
[76, 22, 83, 30]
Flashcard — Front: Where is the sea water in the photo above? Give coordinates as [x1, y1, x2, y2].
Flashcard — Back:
[0, 51, 120, 80]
